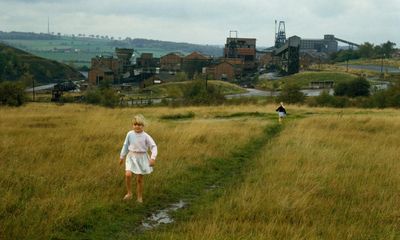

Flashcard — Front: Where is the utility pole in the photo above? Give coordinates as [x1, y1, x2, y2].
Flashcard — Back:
[380, 54, 385, 75]
[205, 74, 208, 90]
[32, 77, 35, 101]
[318, 56, 321, 70]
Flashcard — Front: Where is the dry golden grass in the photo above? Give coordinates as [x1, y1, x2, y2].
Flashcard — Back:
[2, 103, 399, 239]
[150, 109, 400, 239]
[310, 64, 379, 77]
[0, 103, 273, 239]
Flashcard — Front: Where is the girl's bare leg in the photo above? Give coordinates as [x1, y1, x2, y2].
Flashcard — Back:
[124, 171, 133, 200]
[136, 174, 144, 203]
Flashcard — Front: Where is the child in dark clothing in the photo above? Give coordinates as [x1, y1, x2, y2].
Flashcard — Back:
[276, 102, 286, 123]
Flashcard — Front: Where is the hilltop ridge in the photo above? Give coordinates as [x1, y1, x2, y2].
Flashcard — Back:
[0, 42, 83, 84]
[0, 31, 223, 67]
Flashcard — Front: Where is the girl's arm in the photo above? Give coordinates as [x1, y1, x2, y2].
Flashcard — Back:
[145, 134, 158, 160]
[120, 132, 130, 160]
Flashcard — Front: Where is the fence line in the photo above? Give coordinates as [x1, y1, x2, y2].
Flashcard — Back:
[119, 97, 163, 106]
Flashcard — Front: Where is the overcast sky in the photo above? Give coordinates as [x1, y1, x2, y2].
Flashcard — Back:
[0, 0, 399, 47]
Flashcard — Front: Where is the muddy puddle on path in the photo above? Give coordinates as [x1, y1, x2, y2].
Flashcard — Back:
[140, 200, 187, 231]
[139, 184, 219, 231]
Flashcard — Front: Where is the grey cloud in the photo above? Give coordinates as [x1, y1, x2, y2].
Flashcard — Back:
[0, 0, 398, 46]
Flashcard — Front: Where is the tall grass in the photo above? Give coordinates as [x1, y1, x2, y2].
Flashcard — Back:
[2, 104, 399, 239]
[0, 103, 273, 239]
[148, 110, 400, 239]
[147, 80, 246, 98]
[257, 71, 357, 90]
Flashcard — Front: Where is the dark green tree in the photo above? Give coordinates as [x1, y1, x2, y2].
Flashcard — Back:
[277, 83, 305, 104]
[0, 81, 27, 106]
[334, 77, 370, 97]
[348, 77, 371, 97]
[374, 45, 383, 56]
[183, 80, 224, 105]
[101, 88, 120, 107]
[334, 82, 349, 96]
[358, 42, 375, 58]
[380, 41, 396, 57]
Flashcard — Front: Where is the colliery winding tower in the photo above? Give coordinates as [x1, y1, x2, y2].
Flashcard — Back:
[275, 21, 287, 48]
[115, 48, 134, 73]
[223, 30, 257, 72]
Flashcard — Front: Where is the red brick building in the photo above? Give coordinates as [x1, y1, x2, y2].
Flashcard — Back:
[182, 52, 212, 78]
[136, 53, 160, 69]
[257, 52, 274, 69]
[184, 51, 210, 61]
[88, 56, 122, 85]
[160, 52, 183, 71]
[88, 67, 114, 85]
[206, 60, 242, 81]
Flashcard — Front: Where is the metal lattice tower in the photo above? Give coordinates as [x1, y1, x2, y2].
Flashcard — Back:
[227, 30, 238, 58]
[275, 21, 286, 48]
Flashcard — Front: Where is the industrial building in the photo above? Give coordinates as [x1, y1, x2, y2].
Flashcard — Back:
[115, 48, 134, 73]
[205, 61, 241, 81]
[88, 55, 122, 85]
[182, 52, 212, 78]
[300, 34, 360, 54]
[160, 52, 184, 71]
[136, 53, 160, 71]
[201, 32, 256, 81]
[88, 48, 134, 85]
[223, 33, 257, 72]
[274, 36, 301, 74]
[87, 20, 366, 88]
[300, 35, 338, 53]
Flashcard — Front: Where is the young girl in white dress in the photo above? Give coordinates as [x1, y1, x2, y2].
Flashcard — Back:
[119, 114, 158, 203]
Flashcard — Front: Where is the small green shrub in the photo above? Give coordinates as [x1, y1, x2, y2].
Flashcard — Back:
[215, 112, 267, 118]
[276, 83, 305, 104]
[85, 89, 102, 104]
[160, 112, 195, 120]
[334, 77, 370, 97]
[183, 80, 225, 105]
[0, 81, 27, 106]
[84, 88, 120, 108]
[101, 88, 120, 108]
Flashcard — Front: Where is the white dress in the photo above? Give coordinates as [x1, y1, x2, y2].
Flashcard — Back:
[120, 131, 158, 175]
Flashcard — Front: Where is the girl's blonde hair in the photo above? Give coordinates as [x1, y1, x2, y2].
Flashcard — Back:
[132, 114, 146, 126]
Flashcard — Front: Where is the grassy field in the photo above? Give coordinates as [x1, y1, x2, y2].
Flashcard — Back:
[2, 38, 208, 67]
[258, 71, 358, 90]
[1, 38, 114, 51]
[0, 103, 275, 239]
[308, 64, 400, 83]
[1, 104, 399, 239]
[145, 80, 247, 98]
[147, 108, 400, 239]
[345, 58, 400, 68]
[3, 38, 173, 67]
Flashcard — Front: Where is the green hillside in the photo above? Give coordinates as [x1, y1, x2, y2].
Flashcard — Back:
[345, 58, 400, 68]
[279, 71, 357, 85]
[0, 42, 83, 84]
[258, 71, 358, 90]
[0, 31, 223, 67]
[146, 80, 246, 98]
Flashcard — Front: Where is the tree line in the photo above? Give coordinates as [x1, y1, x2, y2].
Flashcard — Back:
[331, 41, 397, 62]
